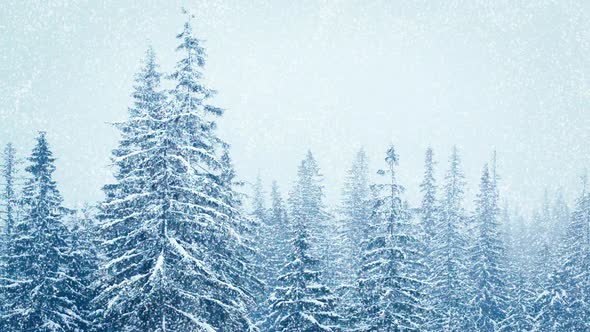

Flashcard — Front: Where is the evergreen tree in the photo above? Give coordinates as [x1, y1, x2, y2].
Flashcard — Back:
[256, 180, 289, 327]
[251, 173, 270, 323]
[339, 148, 372, 284]
[357, 145, 424, 331]
[217, 147, 262, 324]
[68, 204, 101, 329]
[428, 146, 469, 331]
[288, 151, 336, 284]
[501, 207, 535, 331]
[93, 46, 168, 330]
[531, 190, 572, 331]
[267, 180, 289, 282]
[532, 271, 567, 331]
[418, 147, 437, 330]
[1, 132, 85, 331]
[469, 164, 508, 331]
[337, 148, 373, 328]
[268, 153, 339, 331]
[267, 212, 339, 331]
[0, 143, 19, 321]
[553, 175, 590, 331]
[94, 21, 256, 331]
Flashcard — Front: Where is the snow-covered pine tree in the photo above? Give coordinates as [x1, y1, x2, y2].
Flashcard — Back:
[501, 206, 535, 331]
[266, 181, 290, 285]
[502, 206, 544, 331]
[92, 46, 169, 330]
[530, 192, 570, 331]
[250, 173, 270, 321]
[94, 20, 256, 331]
[288, 151, 337, 285]
[256, 179, 290, 327]
[1, 132, 86, 331]
[553, 175, 590, 331]
[469, 164, 508, 331]
[66, 204, 100, 328]
[418, 147, 438, 330]
[267, 210, 339, 331]
[337, 148, 373, 328]
[0, 143, 19, 326]
[170, 19, 256, 326]
[216, 146, 261, 319]
[267, 153, 339, 331]
[427, 146, 469, 331]
[339, 148, 372, 284]
[532, 270, 567, 331]
[356, 145, 424, 331]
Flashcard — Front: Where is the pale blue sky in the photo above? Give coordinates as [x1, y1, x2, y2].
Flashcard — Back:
[1, 1, 589, 212]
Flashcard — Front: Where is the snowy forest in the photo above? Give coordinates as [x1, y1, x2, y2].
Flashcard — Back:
[1, 9, 590, 332]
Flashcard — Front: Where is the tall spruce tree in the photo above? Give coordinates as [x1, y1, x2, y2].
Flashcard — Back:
[1, 132, 85, 331]
[288, 151, 337, 284]
[267, 153, 339, 331]
[357, 145, 424, 331]
[469, 164, 508, 331]
[0, 143, 18, 327]
[94, 20, 256, 331]
[418, 147, 438, 330]
[337, 148, 373, 328]
[67, 204, 100, 327]
[251, 173, 270, 322]
[428, 146, 469, 331]
[501, 206, 535, 331]
[416, 147, 438, 331]
[216, 146, 261, 320]
[554, 176, 590, 331]
[256, 179, 289, 327]
[339, 148, 372, 283]
[267, 180, 289, 284]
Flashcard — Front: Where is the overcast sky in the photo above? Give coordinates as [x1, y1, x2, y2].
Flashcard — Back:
[1, 1, 590, 213]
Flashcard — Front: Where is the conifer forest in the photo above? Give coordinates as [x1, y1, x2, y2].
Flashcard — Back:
[1, 2, 590, 331]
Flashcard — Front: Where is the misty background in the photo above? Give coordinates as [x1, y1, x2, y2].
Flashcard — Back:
[1, 0, 589, 211]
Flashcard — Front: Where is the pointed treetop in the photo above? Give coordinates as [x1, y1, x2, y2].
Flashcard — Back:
[175, 9, 206, 67]
[138, 45, 161, 82]
[481, 163, 490, 182]
[37, 131, 48, 144]
[423, 146, 437, 175]
[145, 44, 156, 61]
[420, 146, 437, 207]
[385, 144, 399, 166]
[300, 150, 320, 176]
[425, 146, 435, 163]
[27, 131, 55, 171]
